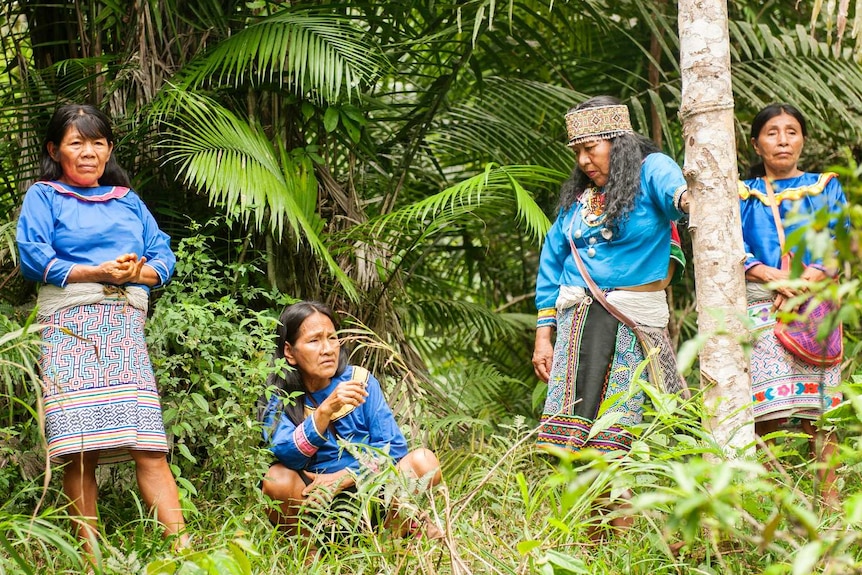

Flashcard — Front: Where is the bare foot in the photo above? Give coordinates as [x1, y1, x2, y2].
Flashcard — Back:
[406, 513, 445, 541]
[421, 517, 445, 540]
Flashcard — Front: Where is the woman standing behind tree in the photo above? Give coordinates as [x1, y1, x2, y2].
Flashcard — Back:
[739, 103, 847, 506]
[16, 104, 188, 558]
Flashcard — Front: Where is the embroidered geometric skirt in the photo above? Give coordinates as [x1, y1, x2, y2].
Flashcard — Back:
[537, 301, 648, 455]
[39, 302, 168, 464]
[748, 300, 842, 422]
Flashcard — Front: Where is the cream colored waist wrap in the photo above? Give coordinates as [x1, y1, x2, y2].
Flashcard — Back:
[37, 283, 149, 318]
[746, 282, 774, 303]
[555, 285, 670, 328]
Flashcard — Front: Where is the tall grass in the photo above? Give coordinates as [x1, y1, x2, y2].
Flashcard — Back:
[1, 226, 861, 574]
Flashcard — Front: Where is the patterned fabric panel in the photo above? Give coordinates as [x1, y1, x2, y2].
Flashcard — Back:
[39, 302, 167, 464]
[44, 383, 167, 463]
[748, 301, 842, 421]
[638, 326, 687, 396]
[41, 303, 158, 393]
[605, 322, 646, 424]
[538, 302, 645, 455]
[537, 414, 634, 453]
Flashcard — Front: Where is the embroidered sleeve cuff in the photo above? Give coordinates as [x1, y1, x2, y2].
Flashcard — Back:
[308, 416, 327, 442]
[807, 263, 837, 278]
[43, 259, 75, 288]
[294, 419, 326, 457]
[673, 185, 688, 213]
[537, 308, 557, 328]
[743, 257, 762, 272]
[43, 258, 58, 283]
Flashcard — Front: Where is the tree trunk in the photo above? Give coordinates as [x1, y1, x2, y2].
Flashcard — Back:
[678, 0, 754, 455]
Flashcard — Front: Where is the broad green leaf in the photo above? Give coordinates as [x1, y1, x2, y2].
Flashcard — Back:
[323, 107, 339, 132]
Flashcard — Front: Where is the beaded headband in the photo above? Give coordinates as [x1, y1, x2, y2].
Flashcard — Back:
[565, 105, 633, 146]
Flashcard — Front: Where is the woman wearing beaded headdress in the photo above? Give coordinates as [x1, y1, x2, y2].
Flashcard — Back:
[532, 95, 691, 461]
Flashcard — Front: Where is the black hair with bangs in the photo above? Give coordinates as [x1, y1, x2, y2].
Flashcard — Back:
[39, 104, 131, 187]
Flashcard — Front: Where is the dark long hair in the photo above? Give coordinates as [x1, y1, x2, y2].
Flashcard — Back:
[746, 103, 808, 179]
[558, 96, 660, 231]
[263, 301, 349, 425]
[39, 104, 131, 187]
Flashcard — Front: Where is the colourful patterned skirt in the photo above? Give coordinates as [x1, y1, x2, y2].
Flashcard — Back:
[537, 300, 669, 455]
[39, 301, 168, 464]
[748, 300, 842, 422]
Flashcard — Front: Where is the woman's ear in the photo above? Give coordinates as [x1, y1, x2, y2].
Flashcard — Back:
[46, 142, 58, 161]
[751, 138, 761, 157]
[283, 342, 296, 365]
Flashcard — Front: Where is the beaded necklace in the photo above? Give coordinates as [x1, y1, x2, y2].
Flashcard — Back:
[580, 187, 607, 226]
[576, 187, 614, 248]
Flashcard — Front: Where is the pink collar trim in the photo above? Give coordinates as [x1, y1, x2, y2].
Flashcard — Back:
[38, 180, 130, 202]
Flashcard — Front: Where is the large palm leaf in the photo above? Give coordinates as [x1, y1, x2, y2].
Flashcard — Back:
[153, 89, 357, 299]
[729, 21, 862, 138]
[175, 8, 389, 104]
[430, 78, 587, 175]
[363, 164, 561, 245]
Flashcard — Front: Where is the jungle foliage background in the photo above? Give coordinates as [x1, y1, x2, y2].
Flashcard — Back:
[2, 1, 862, 573]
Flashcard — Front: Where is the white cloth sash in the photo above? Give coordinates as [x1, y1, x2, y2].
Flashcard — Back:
[555, 285, 669, 328]
[746, 282, 774, 303]
[37, 283, 149, 317]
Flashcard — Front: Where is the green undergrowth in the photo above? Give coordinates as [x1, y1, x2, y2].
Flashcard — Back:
[3, 401, 861, 574]
[2, 228, 862, 574]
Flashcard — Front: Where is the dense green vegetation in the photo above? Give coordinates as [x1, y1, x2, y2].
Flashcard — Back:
[2, 1, 862, 573]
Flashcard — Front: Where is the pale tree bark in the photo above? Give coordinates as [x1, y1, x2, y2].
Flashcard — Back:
[678, 0, 754, 454]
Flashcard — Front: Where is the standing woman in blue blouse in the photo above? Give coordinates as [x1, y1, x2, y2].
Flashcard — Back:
[739, 103, 846, 506]
[260, 301, 442, 538]
[16, 105, 188, 555]
[532, 96, 691, 460]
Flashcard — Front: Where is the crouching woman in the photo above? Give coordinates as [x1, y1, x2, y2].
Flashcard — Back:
[259, 301, 442, 538]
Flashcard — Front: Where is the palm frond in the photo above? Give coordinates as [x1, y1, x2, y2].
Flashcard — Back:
[176, 9, 389, 103]
[406, 298, 524, 343]
[0, 220, 17, 266]
[729, 21, 862, 143]
[153, 90, 357, 299]
[401, 299, 537, 420]
[429, 77, 586, 174]
[365, 164, 562, 245]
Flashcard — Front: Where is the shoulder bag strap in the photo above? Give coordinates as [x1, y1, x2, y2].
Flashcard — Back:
[565, 221, 665, 387]
[763, 178, 789, 272]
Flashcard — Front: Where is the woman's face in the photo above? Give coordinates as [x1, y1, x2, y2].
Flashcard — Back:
[752, 112, 804, 178]
[573, 139, 612, 188]
[284, 312, 341, 389]
[47, 126, 113, 188]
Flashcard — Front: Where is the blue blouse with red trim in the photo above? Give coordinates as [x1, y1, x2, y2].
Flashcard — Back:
[262, 366, 408, 474]
[16, 181, 174, 290]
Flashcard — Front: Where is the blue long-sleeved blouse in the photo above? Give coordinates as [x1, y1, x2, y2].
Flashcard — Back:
[738, 173, 847, 272]
[16, 181, 175, 290]
[262, 366, 408, 474]
[535, 153, 686, 327]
